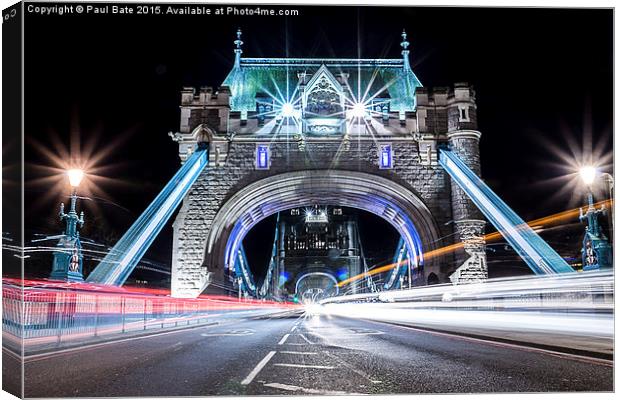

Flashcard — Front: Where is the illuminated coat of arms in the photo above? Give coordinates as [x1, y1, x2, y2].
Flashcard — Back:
[301, 65, 345, 134]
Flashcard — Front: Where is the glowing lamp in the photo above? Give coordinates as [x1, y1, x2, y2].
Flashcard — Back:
[67, 169, 84, 188]
[579, 166, 597, 186]
[347, 102, 367, 119]
[281, 102, 295, 117]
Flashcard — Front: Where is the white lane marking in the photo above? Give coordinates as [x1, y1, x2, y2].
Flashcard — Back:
[273, 363, 334, 369]
[368, 319, 614, 367]
[241, 351, 277, 385]
[278, 334, 290, 345]
[298, 334, 314, 344]
[263, 382, 358, 395]
[279, 351, 317, 355]
[290, 326, 297, 332]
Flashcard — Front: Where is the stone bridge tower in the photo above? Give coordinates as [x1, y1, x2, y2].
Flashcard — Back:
[168, 30, 487, 298]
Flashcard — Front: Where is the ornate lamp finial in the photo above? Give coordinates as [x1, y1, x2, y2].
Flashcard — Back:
[234, 28, 243, 67]
[234, 28, 243, 50]
[400, 30, 410, 50]
[400, 29, 411, 69]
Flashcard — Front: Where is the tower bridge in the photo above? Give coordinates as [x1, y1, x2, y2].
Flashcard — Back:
[166, 29, 486, 298]
[87, 30, 574, 298]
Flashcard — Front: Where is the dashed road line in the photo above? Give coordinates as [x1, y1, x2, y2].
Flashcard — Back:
[263, 382, 357, 395]
[273, 363, 335, 369]
[241, 351, 277, 385]
[278, 334, 290, 345]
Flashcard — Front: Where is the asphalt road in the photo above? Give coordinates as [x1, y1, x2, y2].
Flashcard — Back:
[8, 311, 613, 397]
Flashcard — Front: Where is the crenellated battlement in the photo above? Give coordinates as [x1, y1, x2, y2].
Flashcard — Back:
[415, 82, 478, 135]
[180, 86, 232, 106]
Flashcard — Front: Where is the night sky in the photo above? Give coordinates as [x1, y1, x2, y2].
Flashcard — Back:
[19, 5, 613, 281]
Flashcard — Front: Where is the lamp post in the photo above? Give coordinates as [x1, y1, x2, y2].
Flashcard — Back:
[600, 172, 614, 243]
[50, 169, 86, 282]
[578, 166, 612, 271]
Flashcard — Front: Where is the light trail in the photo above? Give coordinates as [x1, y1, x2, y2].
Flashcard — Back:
[2, 278, 301, 351]
[337, 199, 612, 288]
[321, 271, 614, 357]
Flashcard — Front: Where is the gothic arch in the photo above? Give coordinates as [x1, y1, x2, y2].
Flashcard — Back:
[200, 170, 443, 292]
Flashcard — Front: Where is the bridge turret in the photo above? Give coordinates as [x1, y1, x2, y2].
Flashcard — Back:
[446, 82, 487, 283]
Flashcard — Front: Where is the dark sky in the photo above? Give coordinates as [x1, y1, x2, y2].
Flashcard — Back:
[21, 5, 613, 280]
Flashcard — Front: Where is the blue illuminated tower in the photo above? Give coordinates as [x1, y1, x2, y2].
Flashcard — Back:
[50, 170, 85, 282]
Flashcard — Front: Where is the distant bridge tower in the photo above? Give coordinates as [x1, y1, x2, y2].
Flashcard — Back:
[270, 206, 362, 301]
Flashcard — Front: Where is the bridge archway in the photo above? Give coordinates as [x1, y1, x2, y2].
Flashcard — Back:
[200, 170, 443, 294]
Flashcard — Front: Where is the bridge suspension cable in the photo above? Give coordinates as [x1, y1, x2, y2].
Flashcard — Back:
[87, 146, 209, 285]
[438, 148, 574, 275]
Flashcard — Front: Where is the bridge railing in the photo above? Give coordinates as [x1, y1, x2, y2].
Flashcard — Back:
[2, 278, 295, 353]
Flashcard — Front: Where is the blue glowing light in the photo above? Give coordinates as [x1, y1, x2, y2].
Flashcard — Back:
[281, 102, 296, 118]
[347, 102, 367, 119]
[379, 144, 393, 169]
[256, 145, 270, 170]
[279, 271, 290, 287]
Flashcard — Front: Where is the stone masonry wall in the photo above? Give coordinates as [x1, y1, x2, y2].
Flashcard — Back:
[172, 138, 454, 296]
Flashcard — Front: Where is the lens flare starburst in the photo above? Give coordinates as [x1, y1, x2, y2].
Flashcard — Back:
[531, 105, 612, 209]
[26, 118, 134, 218]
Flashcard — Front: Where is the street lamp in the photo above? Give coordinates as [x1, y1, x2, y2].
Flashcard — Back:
[579, 166, 597, 186]
[67, 168, 84, 188]
[349, 102, 366, 119]
[49, 169, 86, 282]
[579, 166, 614, 235]
[578, 166, 612, 271]
[280, 102, 296, 118]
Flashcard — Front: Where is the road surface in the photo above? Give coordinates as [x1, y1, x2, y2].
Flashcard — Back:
[5, 311, 613, 397]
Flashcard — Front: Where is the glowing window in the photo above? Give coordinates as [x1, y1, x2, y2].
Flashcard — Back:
[256, 144, 270, 170]
[379, 144, 393, 169]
